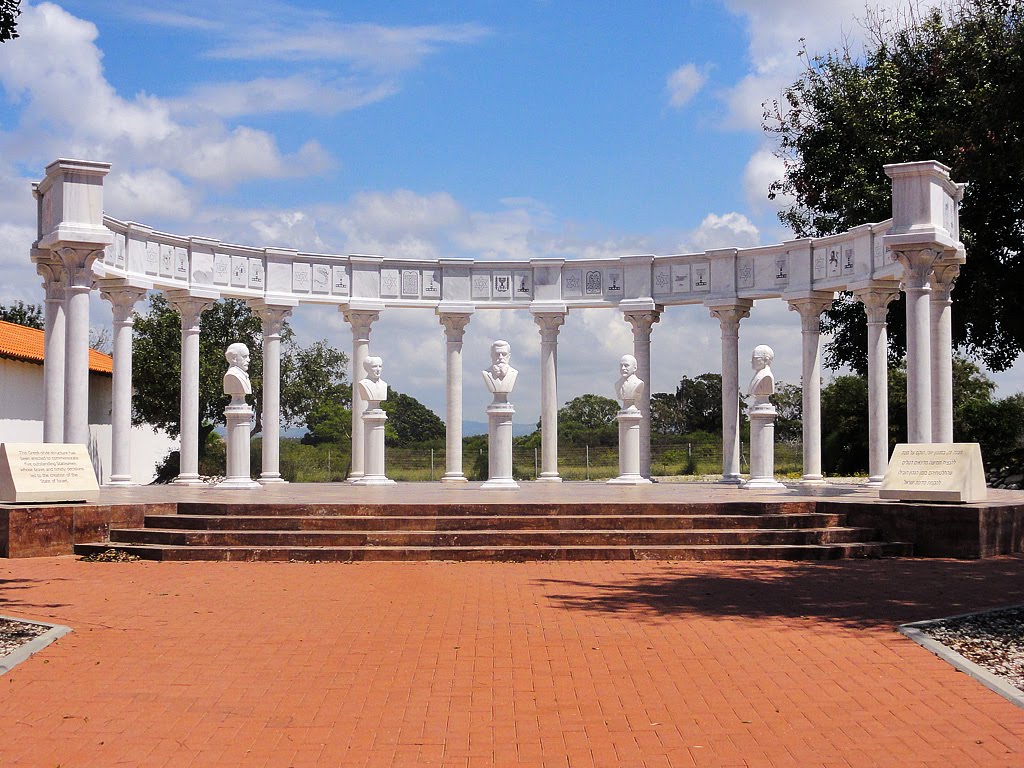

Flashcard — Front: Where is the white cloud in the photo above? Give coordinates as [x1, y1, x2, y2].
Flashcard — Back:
[175, 76, 400, 119]
[685, 212, 760, 251]
[717, 0, 927, 130]
[743, 147, 792, 213]
[0, 3, 331, 186]
[666, 64, 708, 108]
[106, 169, 196, 221]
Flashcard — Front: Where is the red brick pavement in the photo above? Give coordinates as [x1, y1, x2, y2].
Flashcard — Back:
[1, 556, 1023, 767]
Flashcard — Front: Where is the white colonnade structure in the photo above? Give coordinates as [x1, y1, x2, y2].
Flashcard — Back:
[30, 158, 966, 486]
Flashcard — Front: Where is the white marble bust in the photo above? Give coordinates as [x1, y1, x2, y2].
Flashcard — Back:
[747, 344, 775, 407]
[482, 340, 518, 396]
[223, 342, 252, 404]
[614, 354, 645, 409]
[357, 356, 389, 404]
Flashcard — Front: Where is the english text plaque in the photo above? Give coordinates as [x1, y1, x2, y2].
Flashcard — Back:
[0, 443, 99, 503]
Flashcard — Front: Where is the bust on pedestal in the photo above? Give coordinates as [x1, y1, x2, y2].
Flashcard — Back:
[353, 356, 395, 486]
[608, 354, 651, 485]
[744, 345, 786, 490]
[481, 340, 520, 489]
[217, 343, 261, 490]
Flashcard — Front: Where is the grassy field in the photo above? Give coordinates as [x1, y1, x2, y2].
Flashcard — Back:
[257, 438, 806, 482]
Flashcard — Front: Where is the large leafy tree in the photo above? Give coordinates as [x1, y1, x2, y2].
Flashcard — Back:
[0, 300, 43, 329]
[651, 373, 723, 435]
[132, 295, 348, 463]
[765, 0, 1024, 373]
[1, 0, 19, 43]
[381, 389, 445, 446]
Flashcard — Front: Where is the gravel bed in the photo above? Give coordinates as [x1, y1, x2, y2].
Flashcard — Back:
[0, 617, 51, 658]
[917, 605, 1024, 691]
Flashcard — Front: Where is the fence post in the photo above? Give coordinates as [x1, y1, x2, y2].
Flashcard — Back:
[586, 445, 590, 481]
[327, 448, 331, 478]
[430, 448, 434, 481]
[534, 447, 538, 479]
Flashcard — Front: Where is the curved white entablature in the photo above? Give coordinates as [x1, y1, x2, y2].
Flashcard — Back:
[90, 214, 904, 311]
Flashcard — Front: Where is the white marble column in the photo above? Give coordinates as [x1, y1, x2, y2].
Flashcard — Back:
[252, 303, 292, 484]
[100, 285, 148, 485]
[622, 309, 661, 478]
[57, 247, 103, 446]
[342, 308, 380, 481]
[534, 311, 566, 482]
[168, 295, 214, 485]
[437, 311, 471, 483]
[894, 249, 940, 443]
[707, 302, 751, 484]
[929, 264, 959, 443]
[854, 286, 899, 485]
[787, 295, 833, 485]
[37, 260, 66, 444]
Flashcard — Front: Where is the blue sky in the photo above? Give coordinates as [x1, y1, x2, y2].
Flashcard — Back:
[2, 0, 1015, 425]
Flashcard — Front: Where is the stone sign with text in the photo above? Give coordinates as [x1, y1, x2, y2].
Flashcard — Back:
[0, 443, 99, 503]
[879, 443, 986, 503]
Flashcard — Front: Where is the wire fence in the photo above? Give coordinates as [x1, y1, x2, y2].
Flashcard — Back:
[268, 438, 805, 483]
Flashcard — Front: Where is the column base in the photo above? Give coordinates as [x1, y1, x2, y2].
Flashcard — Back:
[535, 473, 562, 483]
[258, 476, 288, 485]
[215, 478, 263, 490]
[352, 476, 396, 487]
[173, 474, 206, 486]
[481, 478, 520, 490]
[347, 473, 365, 483]
[440, 473, 469, 484]
[607, 475, 652, 486]
[743, 478, 787, 490]
[865, 476, 884, 487]
[104, 477, 134, 487]
[800, 475, 827, 486]
[718, 475, 743, 485]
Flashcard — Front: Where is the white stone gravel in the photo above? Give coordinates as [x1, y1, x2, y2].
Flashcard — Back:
[0, 617, 50, 658]
[918, 605, 1024, 691]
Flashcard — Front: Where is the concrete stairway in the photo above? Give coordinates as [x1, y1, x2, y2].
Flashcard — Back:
[74, 500, 912, 561]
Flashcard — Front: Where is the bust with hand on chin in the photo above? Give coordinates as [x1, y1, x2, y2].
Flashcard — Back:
[482, 340, 518, 398]
[614, 354, 645, 410]
[357, 356, 389, 405]
[223, 343, 252, 405]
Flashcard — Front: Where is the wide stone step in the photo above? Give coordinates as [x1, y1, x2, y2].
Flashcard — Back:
[143, 512, 847, 532]
[74, 541, 913, 562]
[172, 500, 821, 518]
[109, 526, 878, 548]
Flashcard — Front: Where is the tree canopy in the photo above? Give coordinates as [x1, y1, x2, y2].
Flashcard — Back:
[651, 374, 723, 435]
[765, 0, 1024, 373]
[132, 295, 348, 462]
[0, 300, 43, 329]
[0, 0, 19, 43]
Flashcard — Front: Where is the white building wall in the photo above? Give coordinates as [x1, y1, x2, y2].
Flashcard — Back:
[0, 357, 176, 484]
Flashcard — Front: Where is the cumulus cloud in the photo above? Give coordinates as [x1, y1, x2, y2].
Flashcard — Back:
[666, 64, 708, 108]
[685, 212, 760, 251]
[0, 3, 331, 186]
[742, 147, 792, 213]
[105, 169, 197, 221]
[718, 0, 924, 130]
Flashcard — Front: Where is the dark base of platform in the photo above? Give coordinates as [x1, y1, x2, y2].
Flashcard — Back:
[4, 484, 1023, 561]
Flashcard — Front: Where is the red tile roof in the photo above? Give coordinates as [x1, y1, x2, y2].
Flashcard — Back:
[0, 319, 113, 374]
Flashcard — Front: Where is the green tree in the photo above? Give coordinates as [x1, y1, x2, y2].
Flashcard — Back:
[771, 381, 803, 443]
[1, 0, 19, 43]
[132, 295, 348, 468]
[764, 0, 1024, 373]
[556, 394, 619, 430]
[381, 389, 445, 446]
[651, 374, 723, 435]
[302, 401, 352, 446]
[0, 300, 43, 329]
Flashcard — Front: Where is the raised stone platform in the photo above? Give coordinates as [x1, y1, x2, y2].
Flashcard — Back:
[4, 481, 1023, 560]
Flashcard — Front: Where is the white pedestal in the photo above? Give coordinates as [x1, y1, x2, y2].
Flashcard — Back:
[744, 404, 786, 490]
[354, 406, 395, 486]
[482, 399, 519, 490]
[608, 407, 650, 485]
[216, 403, 261, 490]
